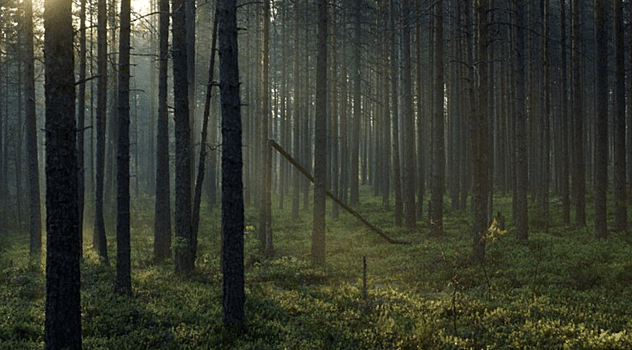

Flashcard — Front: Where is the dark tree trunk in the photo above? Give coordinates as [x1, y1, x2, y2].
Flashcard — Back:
[154, 0, 172, 262]
[571, 0, 586, 226]
[292, 0, 301, 222]
[401, 0, 416, 231]
[218, 0, 245, 330]
[94, 0, 109, 264]
[613, 0, 627, 231]
[313, 0, 327, 265]
[43, 0, 81, 346]
[560, 0, 570, 224]
[472, 0, 489, 262]
[77, 0, 87, 258]
[192, 11, 219, 257]
[173, 0, 193, 273]
[593, 0, 607, 239]
[390, 0, 403, 228]
[259, 0, 273, 257]
[115, 0, 131, 296]
[350, 0, 361, 207]
[514, 0, 529, 240]
[430, 0, 445, 236]
[25, 0, 41, 259]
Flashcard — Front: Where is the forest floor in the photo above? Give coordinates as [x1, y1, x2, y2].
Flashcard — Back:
[2, 188, 632, 349]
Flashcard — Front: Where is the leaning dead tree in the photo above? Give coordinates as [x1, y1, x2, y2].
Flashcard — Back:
[270, 140, 410, 245]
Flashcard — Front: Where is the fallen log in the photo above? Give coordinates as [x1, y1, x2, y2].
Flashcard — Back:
[270, 139, 411, 245]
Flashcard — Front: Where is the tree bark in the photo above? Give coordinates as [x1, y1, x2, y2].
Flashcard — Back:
[313, 0, 328, 265]
[154, 0, 172, 262]
[401, 0, 416, 231]
[593, 0, 607, 239]
[472, 0, 489, 262]
[219, 0, 245, 330]
[25, 0, 42, 259]
[390, 0, 403, 227]
[43, 0, 81, 345]
[94, 0, 109, 264]
[571, 0, 586, 226]
[515, 0, 529, 240]
[115, 0, 132, 296]
[430, 0, 445, 236]
[173, 0, 193, 273]
[612, 0, 627, 231]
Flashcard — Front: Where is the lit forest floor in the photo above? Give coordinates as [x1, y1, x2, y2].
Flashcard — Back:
[2, 188, 632, 349]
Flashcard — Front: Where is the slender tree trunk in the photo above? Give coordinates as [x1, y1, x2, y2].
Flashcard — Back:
[115, 0, 131, 295]
[154, 0, 172, 262]
[313, 0, 327, 265]
[613, 0, 627, 231]
[43, 0, 81, 345]
[572, 0, 585, 226]
[560, 0, 570, 224]
[25, 0, 41, 259]
[401, 0, 416, 231]
[430, 0, 445, 235]
[472, 0, 489, 262]
[390, 0, 403, 227]
[542, 0, 550, 233]
[173, 0, 193, 273]
[94, 0, 110, 264]
[515, 0, 529, 240]
[593, 0, 607, 239]
[350, 0, 361, 207]
[218, 0, 245, 330]
[292, 0, 301, 222]
[77, 0, 87, 258]
[192, 11, 219, 258]
[259, 0, 273, 256]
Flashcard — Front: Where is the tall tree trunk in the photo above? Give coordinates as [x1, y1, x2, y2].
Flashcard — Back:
[472, 0, 489, 262]
[390, 0, 403, 227]
[572, 0, 585, 226]
[192, 11, 219, 258]
[313, 0, 328, 265]
[613, 0, 627, 231]
[593, 0, 607, 239]
[154, 0, 172, 262]
[401, 0, 416, 231]
[560, 0, 570, 224]
[292, 0, 301, 222]
[430, 0, 445, 235]
[219, 0, 245, 330]
[77, 0, 87, 258]
[350, 0, 362, 207]
[542, 0, 550, 232]
[115, 0, 132, 296]
[25, 0, 41, 259]
[259, 0, 273, 256]
[415, 0, 423, 218]
[43, 0, 81, 345]
[514, 0, 529, 240]
[173, 0, 193, 273]
[94, 0, 110, 264]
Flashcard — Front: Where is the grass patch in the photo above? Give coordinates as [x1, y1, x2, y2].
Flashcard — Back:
[1, 189, 632, 349]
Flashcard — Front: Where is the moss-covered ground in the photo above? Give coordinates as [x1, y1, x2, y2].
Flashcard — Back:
[2, 189, 632, 349]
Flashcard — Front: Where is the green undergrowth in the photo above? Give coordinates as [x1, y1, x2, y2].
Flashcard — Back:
[1, 190, 632, 349]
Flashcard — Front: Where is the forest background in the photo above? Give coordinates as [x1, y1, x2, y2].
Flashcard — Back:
[2, 0, 632, 348]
